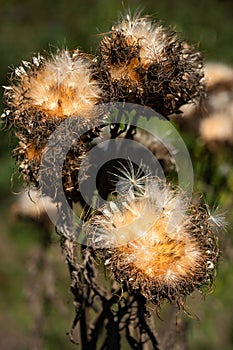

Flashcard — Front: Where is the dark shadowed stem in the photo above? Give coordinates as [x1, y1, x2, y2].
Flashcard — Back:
[137, 295, 160, 349]
[58, 191, 163, 350]
[60, 235, 163, 349]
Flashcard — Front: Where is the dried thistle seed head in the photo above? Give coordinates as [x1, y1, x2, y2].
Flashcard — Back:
[99, 14, 205, 115]
[2, 49, 105, 190]
[3, 50, 103, 125]
[87, 177, 219, 306]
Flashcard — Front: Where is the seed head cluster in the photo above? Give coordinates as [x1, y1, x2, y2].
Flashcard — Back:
[2, 15, 206, 192]
[2, 14, 220, 308]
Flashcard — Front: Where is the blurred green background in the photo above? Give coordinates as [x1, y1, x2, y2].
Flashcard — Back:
[0, 0, 233, 349]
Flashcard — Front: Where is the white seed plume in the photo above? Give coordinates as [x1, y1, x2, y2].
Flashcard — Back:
[114, 14, 176, 66]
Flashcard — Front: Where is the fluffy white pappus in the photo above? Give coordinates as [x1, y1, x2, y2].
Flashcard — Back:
[29, 50, 102, 117]
[114, 14, 175, 66]
[89, 176, 191, 249]
[110, 159, 152, 195]
[14, 50, 102, 118]
[92, 195, 161, 247]
[206, 205, 227, 232]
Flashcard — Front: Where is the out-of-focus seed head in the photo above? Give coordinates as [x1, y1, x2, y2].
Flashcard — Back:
[87, 176, 219, 307]
[99, 14, 205, 116]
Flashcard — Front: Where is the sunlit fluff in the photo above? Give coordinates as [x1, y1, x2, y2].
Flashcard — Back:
[114, 14, 175, 66]
[8, 50, 102, 118]
[110, 159, 152, 195]
[90, 177, 194, 251]
[206, 205, 227, 232]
